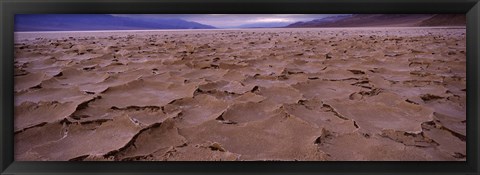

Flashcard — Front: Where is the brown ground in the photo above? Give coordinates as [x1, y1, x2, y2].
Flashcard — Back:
[14, 27, 466, 161]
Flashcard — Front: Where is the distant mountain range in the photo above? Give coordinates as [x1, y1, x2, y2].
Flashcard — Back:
[233, 22, 293, 28]
[14, 14, 466, 31]
[15, 14, 216, 31]
[416, 14, 467, 26]
[286, 14, 466, 28]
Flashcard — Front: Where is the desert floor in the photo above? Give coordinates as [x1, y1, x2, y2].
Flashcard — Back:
[14, 27, 466, 161]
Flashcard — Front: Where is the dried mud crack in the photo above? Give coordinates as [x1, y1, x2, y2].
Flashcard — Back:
[14, 27, 466, 161]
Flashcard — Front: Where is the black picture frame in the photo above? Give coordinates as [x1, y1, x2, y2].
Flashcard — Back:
[1, 0, 479, 174]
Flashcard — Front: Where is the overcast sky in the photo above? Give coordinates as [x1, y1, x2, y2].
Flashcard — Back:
[113, 14, 345, 28]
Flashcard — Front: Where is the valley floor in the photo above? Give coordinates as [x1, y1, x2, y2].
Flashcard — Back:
[14, 27, 466, 161]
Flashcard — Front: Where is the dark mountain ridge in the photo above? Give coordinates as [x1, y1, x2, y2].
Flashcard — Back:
[417, 14, 466, 26]
[286, 14, 466, 28]
[15, 14, 216, 31]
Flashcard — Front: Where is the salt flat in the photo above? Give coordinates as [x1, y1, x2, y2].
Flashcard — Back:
[14, 27, 466, 161]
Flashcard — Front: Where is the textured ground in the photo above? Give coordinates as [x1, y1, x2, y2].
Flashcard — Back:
[14, 27, 466, 161]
